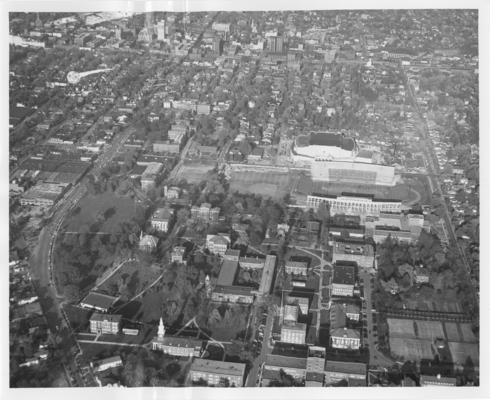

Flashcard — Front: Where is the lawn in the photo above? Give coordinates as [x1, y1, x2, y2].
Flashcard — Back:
[97, 260, 163, 301]
[63, 191, 142, 233]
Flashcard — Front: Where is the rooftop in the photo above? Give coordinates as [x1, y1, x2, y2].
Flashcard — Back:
[332, 264, 356, 285]
[90, 313, 122, 323]
[296, 132, 356, 151]
[333, 240, 374, 256]
[80, 291, 118, 310]
[330, 327, 361, 339]
[190, 359, 246, 377]
[325, 360, 367, 375]
[217, 259, 239, 286]
[152, 207, 173, 220]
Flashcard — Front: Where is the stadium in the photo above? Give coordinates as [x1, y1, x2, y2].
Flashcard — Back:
[311, 160, 398, 187]
[291, 132, 360, 162]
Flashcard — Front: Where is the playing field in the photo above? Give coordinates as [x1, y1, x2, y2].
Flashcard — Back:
[447, 342, 479, 365]
[389, 337, 434, 361]
[387, 318, 416, 338]
[175, 162, 215, 184]
[415, 320, 445, 340]
[229, 169, 295, 199]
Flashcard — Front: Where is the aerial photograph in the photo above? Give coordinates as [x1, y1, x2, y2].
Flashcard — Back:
[8, 7, 479, 390]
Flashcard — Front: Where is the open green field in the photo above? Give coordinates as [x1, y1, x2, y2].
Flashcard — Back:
[63, 191, 142, 233]
[176, 162, 216, 184]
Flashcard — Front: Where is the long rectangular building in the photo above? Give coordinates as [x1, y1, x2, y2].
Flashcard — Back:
[306, 192, 401, 216]
[189, 359, 245, 387]
[311, 160, 396, 186]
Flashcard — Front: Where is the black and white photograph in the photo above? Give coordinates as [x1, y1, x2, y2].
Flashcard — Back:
[4, 0, 488, 398]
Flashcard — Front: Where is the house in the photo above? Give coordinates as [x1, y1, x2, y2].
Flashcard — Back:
[285, 260, 308, 276]
[150, 207, 174, 232]
[324, 361, 367, 386]
[206, 233, 231, 256]
[171, 246, 186, 264]
[139, 232, 158, 253]
[280, 321, 307, 344]
[89, 313, 121, 335]
[331, 263, 356, 297]
[420, 374, 457, 386]
[191, 203, 221, 222]
[79, 292, 118, 312]
[164, 186, 181, 199]
[91, 355, 123, 373]
[189, 359, 246, 387]
[151, 318, 202, 357]
[330, 327, 361, 350]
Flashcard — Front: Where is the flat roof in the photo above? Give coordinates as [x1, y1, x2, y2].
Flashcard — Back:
[266, 354, 307, 370]
[332, 264, 356, 285]
[325, 360, 367, 375]
[333, 240, 374, 256]
[80, 292, 118, 310]
[217, 260, 239, 286]
[90, 313, 122, 323]
[191, 359, 245, 376]
[258, 255, 276, 293]
[213, 285, 253, 295]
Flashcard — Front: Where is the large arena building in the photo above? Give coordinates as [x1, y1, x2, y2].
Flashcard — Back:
[311, 160, 397, 187]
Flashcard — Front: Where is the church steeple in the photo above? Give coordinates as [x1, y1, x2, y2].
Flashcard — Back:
[157, 317, 165, 339]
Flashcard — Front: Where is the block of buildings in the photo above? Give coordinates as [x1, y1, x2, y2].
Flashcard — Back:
[191, 203, 220, 222]
[264, 353, 307, 381]
[89, 313, 121, 335]
[331, 263, 356, 297]
[286, 296, 309, 315]
[285, 260, 308, 276]
[324, 361, 367, 386]
[189, 359, 246, 387]
[331, 239, 374, 270]
[280, 321, 307, 344]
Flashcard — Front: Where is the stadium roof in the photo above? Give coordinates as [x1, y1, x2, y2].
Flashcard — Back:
[296, 132, 356, 151]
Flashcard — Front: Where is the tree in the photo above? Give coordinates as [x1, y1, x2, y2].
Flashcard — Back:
[63, 284, 80, 302]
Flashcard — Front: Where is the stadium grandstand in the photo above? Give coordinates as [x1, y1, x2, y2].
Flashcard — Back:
[311, 160, 397, 187]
